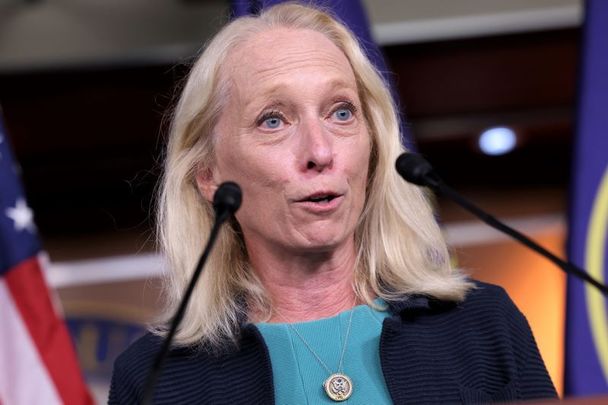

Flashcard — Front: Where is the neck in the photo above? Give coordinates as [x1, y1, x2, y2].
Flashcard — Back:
[247, 239, 358, 323]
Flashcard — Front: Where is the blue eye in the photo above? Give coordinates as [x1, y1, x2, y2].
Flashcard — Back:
[334, 107, 353, 121]
[263, 117, 282, 129]
[257, 110, 285, 130]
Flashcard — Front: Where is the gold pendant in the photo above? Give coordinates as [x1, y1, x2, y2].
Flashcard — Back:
[323, 373, 353, 401]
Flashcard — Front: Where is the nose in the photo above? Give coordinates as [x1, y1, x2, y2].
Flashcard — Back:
[298, 117, 333, 172]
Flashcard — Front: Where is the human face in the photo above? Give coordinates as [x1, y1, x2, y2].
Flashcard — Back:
[200, 28, 371, 257]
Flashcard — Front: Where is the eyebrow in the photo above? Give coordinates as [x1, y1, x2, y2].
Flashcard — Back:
[254, 101, 289, 116]
[245, 78, 357, 108]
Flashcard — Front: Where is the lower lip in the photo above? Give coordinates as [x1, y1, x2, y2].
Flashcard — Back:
[295, 195, 344, 213]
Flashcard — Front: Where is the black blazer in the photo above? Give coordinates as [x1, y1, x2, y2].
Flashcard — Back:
[109, 281, 557, 404]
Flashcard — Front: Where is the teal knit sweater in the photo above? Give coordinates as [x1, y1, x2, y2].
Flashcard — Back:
[257, 300, 391, 404]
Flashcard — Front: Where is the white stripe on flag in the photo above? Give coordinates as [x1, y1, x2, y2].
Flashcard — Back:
[0, 279, 62, 405]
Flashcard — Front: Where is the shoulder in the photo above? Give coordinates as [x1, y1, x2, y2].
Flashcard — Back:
[108, 326, 275, 404]
[116, 332, 163, 368]
[382, 280, 557, 401]
[108, 333, 214, 403]
[459, 280, 520, 315]
[459, 281, 557, 398]
[108, 333, 164, 404]
[389, 279, 520, 321]
[429, 280, 531, 338]
[465, 279, 512, 302]
[387, 280, 536, 354]
[108, 332, 217, 404]
[457, 280, 532, 333]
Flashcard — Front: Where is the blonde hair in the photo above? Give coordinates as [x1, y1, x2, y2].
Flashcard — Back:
[156, 2, 473, 349]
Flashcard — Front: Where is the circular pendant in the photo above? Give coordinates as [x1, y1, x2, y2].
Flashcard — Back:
[323, 373, 353, 401]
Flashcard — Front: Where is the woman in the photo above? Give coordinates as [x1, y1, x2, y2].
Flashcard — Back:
[109, 3, 557, 404]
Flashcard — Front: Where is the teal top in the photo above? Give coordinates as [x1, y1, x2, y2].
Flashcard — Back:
[256, 301, 392, 405]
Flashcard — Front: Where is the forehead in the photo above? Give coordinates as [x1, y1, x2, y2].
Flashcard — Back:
[224, 27, 357, 98]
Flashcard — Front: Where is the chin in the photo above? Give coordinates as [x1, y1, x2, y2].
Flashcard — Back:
[294, 232, 351, 252]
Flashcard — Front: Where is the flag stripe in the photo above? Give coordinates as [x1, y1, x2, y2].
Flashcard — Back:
[0, 279, 62, 405]
[5, 257, 92, 405]
[1, 114, 91, 403]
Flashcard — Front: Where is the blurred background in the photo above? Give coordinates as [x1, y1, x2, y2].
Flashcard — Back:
[0, 0, 585, 402]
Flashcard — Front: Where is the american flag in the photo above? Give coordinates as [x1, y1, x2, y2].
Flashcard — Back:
[0, 114, 92, 404]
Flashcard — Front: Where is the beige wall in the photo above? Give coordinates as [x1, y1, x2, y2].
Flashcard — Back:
[0, 0, 581, 70]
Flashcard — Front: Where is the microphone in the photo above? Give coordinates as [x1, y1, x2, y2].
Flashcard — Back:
[395, 152, 442, 189]
[395, 152, 608, 297]
[142, 181, 242, 405]
[213, 181, 242, 223]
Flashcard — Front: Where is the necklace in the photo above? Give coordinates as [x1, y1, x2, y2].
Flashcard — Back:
[279, 304, 355, 402]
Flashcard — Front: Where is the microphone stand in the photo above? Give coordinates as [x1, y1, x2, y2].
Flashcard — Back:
[141, 182, 242, 405]
[396, 153, 608, 297]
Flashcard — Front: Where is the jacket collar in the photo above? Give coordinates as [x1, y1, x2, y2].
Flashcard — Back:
[239, 293, 457, 326]
[386, 294, 457, 316]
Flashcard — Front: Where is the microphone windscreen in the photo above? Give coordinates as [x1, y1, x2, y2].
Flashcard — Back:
[213, 181, 242, 215]
[395, 153, 436, 187]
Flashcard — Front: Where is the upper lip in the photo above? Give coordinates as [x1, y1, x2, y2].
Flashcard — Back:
[294, 190, 343, 203]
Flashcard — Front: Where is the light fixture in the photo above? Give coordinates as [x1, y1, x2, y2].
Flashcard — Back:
[478, 126, 517, 155]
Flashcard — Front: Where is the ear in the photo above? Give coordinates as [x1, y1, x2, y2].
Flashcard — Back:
[195, 165, 219, 203]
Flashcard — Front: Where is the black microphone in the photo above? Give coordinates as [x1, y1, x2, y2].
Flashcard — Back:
[141, 181, 242, 405]
[213, 181, 242, 223]
[395, 152, 442, 189]
[396, 152, 608, 297]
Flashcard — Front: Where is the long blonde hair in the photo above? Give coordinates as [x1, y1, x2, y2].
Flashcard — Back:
[156, 2, 473, 349]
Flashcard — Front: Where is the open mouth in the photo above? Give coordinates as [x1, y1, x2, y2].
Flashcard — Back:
[300, 192, 340, 204]
[306, 194, 337, 203]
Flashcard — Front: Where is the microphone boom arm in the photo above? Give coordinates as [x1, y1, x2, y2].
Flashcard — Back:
[141, 181, 242, 404]
[396, 152, 608, 297]
[436, 179, 608, 296]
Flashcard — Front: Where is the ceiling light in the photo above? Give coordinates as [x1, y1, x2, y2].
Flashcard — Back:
[478, 127, 517, 155]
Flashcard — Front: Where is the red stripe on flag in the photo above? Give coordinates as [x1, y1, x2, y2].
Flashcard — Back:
[5, 257, 93, 405]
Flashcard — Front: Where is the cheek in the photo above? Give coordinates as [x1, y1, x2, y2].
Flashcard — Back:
[346, 137, 372, 214]
[217, 145, 290, 212]
[347, 135, 372, 182]
[215, 141, 256, 182]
